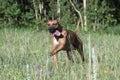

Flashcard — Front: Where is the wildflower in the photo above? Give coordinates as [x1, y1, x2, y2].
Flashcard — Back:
[46, 68, 51, 75]
[34, 63, 39, 69]
[103, 70, 108, 74]
[36, 69, 42, 77]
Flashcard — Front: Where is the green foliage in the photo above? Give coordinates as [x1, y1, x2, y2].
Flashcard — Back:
[60, 0, 73, 27]
[48, 0, 57, 18]
[60, 0, 82, 30]
[5, 4, 20, 16]
[87, 0, 117, 31]
[102, 25, 120, 35]
[0, 0, 119, 32]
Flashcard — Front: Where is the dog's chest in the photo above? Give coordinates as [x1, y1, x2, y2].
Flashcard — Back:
[53, 38, 59, 45]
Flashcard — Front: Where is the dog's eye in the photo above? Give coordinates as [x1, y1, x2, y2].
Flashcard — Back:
[47, 24, 50, 26]
[53, 23, 57, 25]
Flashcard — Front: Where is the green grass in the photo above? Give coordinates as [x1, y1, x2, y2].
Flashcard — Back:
[0, 28, 120, 80]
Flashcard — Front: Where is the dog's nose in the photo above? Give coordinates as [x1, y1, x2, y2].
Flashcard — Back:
[48, 27, 56, 33]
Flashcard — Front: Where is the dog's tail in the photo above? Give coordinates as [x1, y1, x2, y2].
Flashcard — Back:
[74, 18, 80, 33]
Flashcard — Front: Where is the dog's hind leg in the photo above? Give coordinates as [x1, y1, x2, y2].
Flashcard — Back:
[77, 45, 85, 62]
[66, 50, 74, 62]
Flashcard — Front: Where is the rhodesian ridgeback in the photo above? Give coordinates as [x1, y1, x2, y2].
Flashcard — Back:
[47, 19, 84, 67]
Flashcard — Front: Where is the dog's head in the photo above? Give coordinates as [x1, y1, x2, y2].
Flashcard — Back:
[47, 19, 59, 33]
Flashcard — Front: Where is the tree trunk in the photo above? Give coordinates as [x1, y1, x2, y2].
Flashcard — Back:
[57, 0, 60, 21]
[83, 0, 87, 31]
[33, 0, 38, 30]
[33, 0, 38, 20]
[39, 2, 43, 20]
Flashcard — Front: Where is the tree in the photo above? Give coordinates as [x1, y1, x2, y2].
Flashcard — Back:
[69, 0, 83, 32]
[87, 0, 117, 31]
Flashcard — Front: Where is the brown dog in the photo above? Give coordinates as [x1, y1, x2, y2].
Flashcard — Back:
[47, 19, 84, 67]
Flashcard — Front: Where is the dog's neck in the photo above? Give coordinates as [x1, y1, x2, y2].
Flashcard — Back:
[56, 24, 63, 32]
[52, 25, 63, 38]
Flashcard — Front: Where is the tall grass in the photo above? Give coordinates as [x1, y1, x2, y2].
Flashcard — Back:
[0, 28, 120, 80]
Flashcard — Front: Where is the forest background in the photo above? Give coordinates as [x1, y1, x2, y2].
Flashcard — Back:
[0, 0, 120, 33]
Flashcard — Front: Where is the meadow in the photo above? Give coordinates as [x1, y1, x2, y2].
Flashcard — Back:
[0, 28, 120, 80]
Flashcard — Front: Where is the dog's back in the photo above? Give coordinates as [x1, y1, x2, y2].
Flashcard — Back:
[63, 30, 83, 51]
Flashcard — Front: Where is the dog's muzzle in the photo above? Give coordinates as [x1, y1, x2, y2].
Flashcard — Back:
[48, 27, 56, 33]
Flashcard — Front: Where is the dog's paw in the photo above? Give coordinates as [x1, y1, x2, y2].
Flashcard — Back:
[48, 52, 53, 56]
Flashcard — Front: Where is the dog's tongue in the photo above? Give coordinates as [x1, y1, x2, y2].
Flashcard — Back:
[53, 30, 61, 36]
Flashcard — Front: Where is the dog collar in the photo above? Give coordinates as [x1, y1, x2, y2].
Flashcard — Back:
[52, 30, 61, 37]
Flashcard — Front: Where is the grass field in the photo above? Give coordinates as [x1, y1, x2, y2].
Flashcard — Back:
[0, 28, 120, 80]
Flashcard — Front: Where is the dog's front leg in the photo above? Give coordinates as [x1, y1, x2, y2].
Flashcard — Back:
[50, 31, 67, 67]
[50, 37, 66, 67]
[51, 38, 66, 56]
[50, 44, 64, 67]
[51, 37, 58, 67]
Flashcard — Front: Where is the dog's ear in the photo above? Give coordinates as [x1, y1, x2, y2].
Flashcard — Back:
[48, 17, 52, 20]
[54, 16, 58, 20]
[54, 15, 59, 20]
[55, 12, 60, 20]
